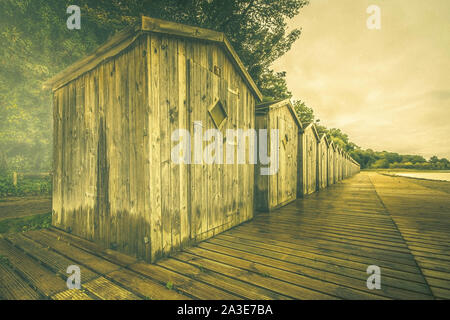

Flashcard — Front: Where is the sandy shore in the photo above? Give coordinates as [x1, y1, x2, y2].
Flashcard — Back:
[381, 173, 450, 194]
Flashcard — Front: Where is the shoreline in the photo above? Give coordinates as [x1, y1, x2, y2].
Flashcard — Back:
[379, 172, 449, 182]
[377, 172, 450, 194]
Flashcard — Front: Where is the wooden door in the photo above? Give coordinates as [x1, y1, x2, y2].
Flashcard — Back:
[187, 59, 234, 239]
[276, 115, 296, 205]
[287, 120, 297, 200]
[277, 116, 286, 205]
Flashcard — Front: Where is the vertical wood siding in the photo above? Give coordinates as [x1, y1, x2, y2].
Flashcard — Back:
[318, 138, 328, 190]
[52, 29, 359, 264]
[255, 105, 298, 211]
[327, 144, 335, 186]
[301, 126, 318, 195]
[53, 36, 151, 260]
[53, 33, 256, 263]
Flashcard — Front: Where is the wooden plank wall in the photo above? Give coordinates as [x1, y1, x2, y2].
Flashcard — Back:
[146, 32, 190, 261]
[336, 149, 341, 181]
[52, 30, 360, 263]
[254, 114, 269, 211]
[318, 138, 328, 190]
[254, 105, 298, 211]
[301, 126, 318, 195]
[146, 33, 256, 261]
[53, 33, 256, 263]
[52, 36, 151, 261]
[297, 131, 359, 198]
[272, 107, 298, 209]
[327, 143, 335, 186]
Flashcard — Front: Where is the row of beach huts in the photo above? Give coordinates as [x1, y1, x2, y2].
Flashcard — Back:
[44, 16, 360, 262]
[255, 99, 360, 212]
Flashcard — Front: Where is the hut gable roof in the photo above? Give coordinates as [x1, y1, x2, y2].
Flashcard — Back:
[319, 134, 329, 146]
[302, 122, 320, 141]
[43, 16, 262, 101]
[255, 99, 303, 130]
[328, 140, 335, 151]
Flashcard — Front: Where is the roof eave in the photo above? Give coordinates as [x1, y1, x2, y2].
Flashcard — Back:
[43, 16, 263, 102]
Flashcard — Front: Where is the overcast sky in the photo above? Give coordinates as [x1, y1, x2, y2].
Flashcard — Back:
[272, 0, 450, 159]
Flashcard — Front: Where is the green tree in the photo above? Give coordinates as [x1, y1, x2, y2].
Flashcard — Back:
[0, 0, 309, 173]
[293, 100, 315, 125]
[429, 156, 439, 164]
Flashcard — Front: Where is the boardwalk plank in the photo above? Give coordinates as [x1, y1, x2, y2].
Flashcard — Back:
[158, 258, 291, 300]
[128, 261, 240, 300]
[24, 230, 120, 275]
[175, 251, 337, 300]
[0, 239, 67, 297]
[5, 233, 98, 283]
[0, 263, 41, 300]
[2, 172, 448, 300]
[83, 277, 140, 300]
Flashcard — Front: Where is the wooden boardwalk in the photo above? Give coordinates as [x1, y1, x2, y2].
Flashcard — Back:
[1, 172, 449, 300]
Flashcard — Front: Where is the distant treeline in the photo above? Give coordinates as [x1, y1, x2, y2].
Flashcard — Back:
[350, 151, 449, 170]
[293, 100, 449, 170]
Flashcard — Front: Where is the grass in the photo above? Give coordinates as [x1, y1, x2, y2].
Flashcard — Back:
[363, 168, 450, 173]
[0, 212, 51, 234]
[0, 174, 52, 197]
[166, 281, 174, 290]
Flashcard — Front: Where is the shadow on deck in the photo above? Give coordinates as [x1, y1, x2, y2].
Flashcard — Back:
[1, 172, 449, 300]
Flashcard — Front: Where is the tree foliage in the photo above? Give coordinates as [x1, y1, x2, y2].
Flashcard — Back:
[0, 0, 308, 173]
[350, 149, 449, 170]
[1, 1, 445, 174]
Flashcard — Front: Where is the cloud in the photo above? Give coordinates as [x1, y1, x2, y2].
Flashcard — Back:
[273, 0, 450, 159]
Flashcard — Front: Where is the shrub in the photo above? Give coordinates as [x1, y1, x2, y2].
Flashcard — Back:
[0, 173, 52, 197]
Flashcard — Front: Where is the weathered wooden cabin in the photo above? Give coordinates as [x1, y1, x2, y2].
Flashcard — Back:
[345, 153, 349, 178]
[332, 144, 338, 183]
[338, 148, 344, 181]
[299, 122, 319, 195]
[254, 99, 302, 211]
[342, 151, 346, 178]
[327, 141, 335, 185]
[354, 159, 361, 174]
[335, 147, 341, 181]
[352, 158, 360, 175]
[44, 16, 262, 262]
[317, 135, 328, 190]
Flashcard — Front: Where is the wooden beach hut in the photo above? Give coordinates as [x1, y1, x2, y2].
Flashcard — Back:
[345, 154, 350, 178]
[254, 99, 302, 211]
[299, 122, 320, 195]
[332, 144, 338, 183]
[335, 147, 342, 181]
[44, 16, 262, 262]
[327, 141, 335, 186]
[350, 157, 360, 176]
[339, 149, 345, 181]
[317, 135, 328, 190]
[349, 158, 354, 176]
[342, 152, 348, 179]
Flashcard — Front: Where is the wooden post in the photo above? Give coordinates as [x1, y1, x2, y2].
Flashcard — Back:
[13, 172, 17, 187]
